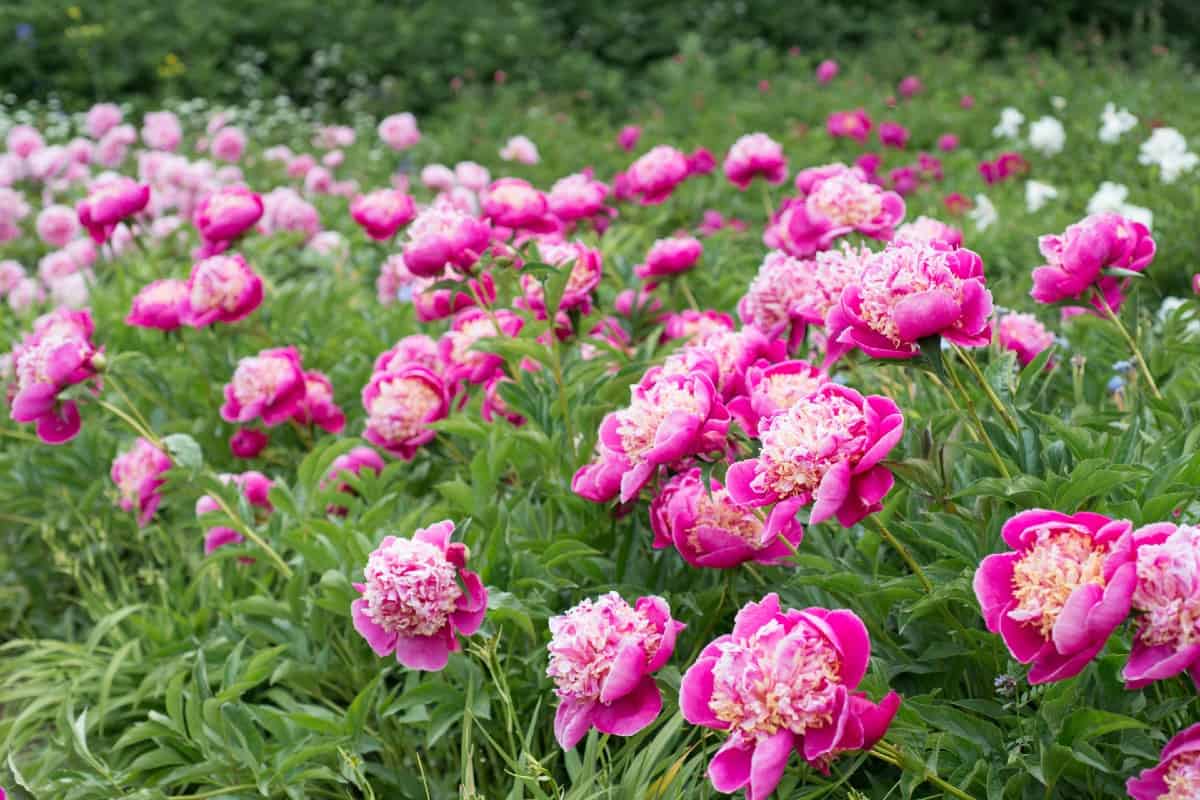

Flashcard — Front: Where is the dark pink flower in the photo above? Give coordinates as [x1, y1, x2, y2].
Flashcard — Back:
[351, 189, 417, 240]
[291, 370, 345, 433]
[1031, 213, 1156, 312]
[520, 240, 603, 317]
[878, 122, 910, 149]
[724, 133, 788, 190]
[220, 346, 306, 427]
[635, 236, 702, 281]
[482, 178, 557, 233]
[181, 253, 264, 327]
[997, 313, 1055, 366]
[194, 186, 263, 244]
[1127, 722, 1200, 800]
[361, 364, 449, 459]
[826, 109, 872, 144]
[9, 320, 101, 444]
[815, 59, 839, 84]
[439, 307, 524, 386]
[111, 437, 172, 526]
[766, 167, 905, 258]
[197, 471, 273, 555]
[548, 171, 612, 225]
[126, 278, 187, 331]
[728, 359, 830, 434]
[937, 133, 960, 152]
[403, 201, 491, 277]
[898, 75, 923, 98]
[687, 147, 717, 176]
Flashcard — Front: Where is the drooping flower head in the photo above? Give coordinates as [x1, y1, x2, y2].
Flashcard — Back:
[220, 346, 307, 427]
[626, 145, 690, 205]
[9, 319, 102, 444]
[547, 592, 683, 749]
[1123, 523, 1200, 689]
[126, 278, 188, 331]
[726, 383, 903, 528]
[351, 189, 417, 241]
[548, 171, 612, 226]
[837, 240, 993, 359]
[651, 468, 804, 569]
[681, 594, 901, 799]
[110, 437, 172, 527]
[635, 236, 703, 282]
[1031, 213, 1156, 313]
[402, 200, 491, 278]
[181, 253, 264, 327]
[77, 177, 150, 244]
[194, 185, 263, 244]
[974, 510, 1136, 684]
[997, 312, 1055, 366]
[351, 520, 487, 670]
[724, 133, 788, 190]
[361, 364, 449, 459]
[1127, 722, 1200, 800]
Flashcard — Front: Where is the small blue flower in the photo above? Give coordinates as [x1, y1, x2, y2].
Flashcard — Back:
[15, 23, 33, 42]
[1107, 376, 1126, 393]
[831, 373, 850, 385]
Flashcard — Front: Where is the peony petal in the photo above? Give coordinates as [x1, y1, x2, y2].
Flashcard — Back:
[591, 675, 662, 737]
[554, 697, 596, 750]
[351, 598, 398, 657]
[748, 729, 794, 800]
[599, 640, 647, 704]
[709, 739, 753, 793]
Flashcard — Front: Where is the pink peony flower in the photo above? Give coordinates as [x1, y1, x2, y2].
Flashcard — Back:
[9, 321, 101, 443]
[351, 520, 487, 670]
[181, 253, 264, 327]
[0, 260, 25, 294]
[766, 167, 905, 258]
[684, 325, 786, 401]
[826, 109, 873, 144]
[937, 133, 960, 152]
[997, 313, 1055, 366]
[894, 216, 963, 248]
[662, 309, 735, 342]
[194, 186, 263, 244]
[1123, 523, 1200, 689]
[687, 147, 717, 176]
[724, 133, 788, 190]
[221, 346, 306, 427]
[837, 241, 993, 359]
[77, 177, 150, 244]
[126, 278, 188, 331]
[726, 383, 902, 527]
[86, 103, 123, 139]
[260, 187, 321, 241]
[548, 171, 612, 224]
[481, 178, 557, 233]
[362, 364, 449, 459]
[815, 59, 839, 83]
[6, 125, 44, 158]
[378, 113, 421, 151]
[403, 201, 491, 277]
[210, 127, 247, 163]
[499, 135, 539, 164]
[652, 467, 805, 569]
[681, 594, 901, 798]
[291, 370, 345, 433]
[944, 192, 972, 216]
[548, 592, 682, 749]
[323, 445, 385, 493]
[635, 236, 703, 281]
[197, 470, 273, 555]
[961, 95, 976, 109]
[414, 270, 495, 322]
[617, 125, 642, 151]
[439, 307, 524, 385]
[1030, 213, 1156, 312]
[979, 152, 1029, 185]
[627, 145, 690, 205]
[878, 121, 910, 149]
[521, 240, 603, 317]
[728, 359, 830, 434]
[1127, 722, 1200, 800]
[351, 189, 417, 240]
[898, 75, 923, 98]
[974, 510, 1136, 684]
[420, 164, 456, 192]
[374, 334, 442, 375]
[230, 427, 269, 459]
[141, 111, 182, 151]
[36, 205, 79, 248]
[111, 437, 172, 527]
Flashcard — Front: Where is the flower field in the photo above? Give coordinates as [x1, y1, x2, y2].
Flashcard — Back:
[2, 34, 1200, 800]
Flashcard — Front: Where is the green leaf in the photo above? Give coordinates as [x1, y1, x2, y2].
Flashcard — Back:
[162, 433, 204, 471]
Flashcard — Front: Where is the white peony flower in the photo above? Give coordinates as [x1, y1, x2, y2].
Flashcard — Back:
[1028, 116, 1066, 156]
[1098, 103, 1137, 143]
[1024, 180, 1059, 213]
[992, 107, 1025, 140]
[968, 194, 998, 231]
[1139, 127, 1197, 182]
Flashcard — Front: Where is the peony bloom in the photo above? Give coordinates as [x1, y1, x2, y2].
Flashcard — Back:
[898, 75, 923, 98]
[181, 253, 264, 327]
[362, 364, 449, 458]
[1098, 103, 1138, 144]
[626, 145, 690, 205]
[420, 164, 456, 192]
[974, 510, 1136, 684]
[635, 236, 703, 281]
[86, 103, 123, 139]
[378, 112, 421, 151]
[36, 204, 80, 248]
[687, 147, 717, 176]
[728, 359, 829, 435]
[724, 133, 788, 190]
[6, 125, 44, 158]
[9, 320, 101, 443]
[521, 240, 603, 317]
[1029, 116, 1066, 156]
[683, 325, 786, 401]
[617, 125, 642, 151]
[937, 133, 960, 152]
[662, 309, 735, 342]
[126, 278, 188, 331]
[681, 594, 901, 799]
[766, 167, 904, 258]
[837, 241, 993, 359]
[291, 370, 345, 433]
[141, 111, 183, 151]
[997, 312, 1055, 366]
[1030, 213, 1156, 311]
[194, 186, 263, 244]
[548, 171, 612, 225]
[894, 216, 963, 248]
[481, 178, 556, 233]
[1127, 722, 1200, 800]
[111, 438, 172, 527]
[992, 107, 1025, 140]
[414, 270, 495, 323]
[878, 122, 910, 149]
[351, 520, 487, 670]
[210, 126, 247, 163]
[499, 134, 540, 164]
[548, 592, 683, 749]
[197, 470, 273, 555]
[652, 467, 804, 569]
[221, 347, 307, 427]
[439, 307, 524, 386]
[826, 109, 873, 144]
[968, 194, 998, 231]
[77, 177, 150, 244]
[1123, 523, 1200, 689]
[1139, 128, 1198, 184]
[403, 201, 491, 277]
[351, 189, 417, 240]
[260, 187, 321, 241]
[726, 383, 902, 528]
[230, 427, 269, 459]
[815, 59, 839, 83]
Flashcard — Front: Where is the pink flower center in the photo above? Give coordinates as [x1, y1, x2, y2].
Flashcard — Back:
[742, 251, 817, 331]
[191, 258, 248, 312]
[752, 389, 868, 499]
[808, 174, 883, 226]
[689, 487, 766, 550]
[232, 355, 294, 407]
[142, 280, 186, 306]
[1163, 752, 1200, 800]
[856, 245, 965, 345]
[616, 378, 704, 461]
[362, 537, 461, 637]
[1133, 526, 1200, 650]
[709, 618, 841, 739]
[1009, 526, 1108, 637]
[546, 592, 662, 700]
[368, 376, 441, 442]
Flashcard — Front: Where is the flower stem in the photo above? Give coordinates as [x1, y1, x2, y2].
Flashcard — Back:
[1093, 289, 1162, 399]
[943, 356, 1011, 479]
[865, 516, 933, 593]
[208, 490, 293, 578]
[951, 344, 1019, 434]
[871, 742, 977, 800]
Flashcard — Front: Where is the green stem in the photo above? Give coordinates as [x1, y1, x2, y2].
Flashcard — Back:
[1093, 289, 1162, 399]
[951, 345, 1019, 434]
[871, 742, 977, 800]
[944, 356, 1011, 479]
[98, 400, 161, 449]
[678, 276, 700, 311]
[865, 516, 933, 593]
[208, 491, 293, 578]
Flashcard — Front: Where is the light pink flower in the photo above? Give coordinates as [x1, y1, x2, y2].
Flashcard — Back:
[481, 376, 524, 426]
[627, 145, 690, 205]
[352, 521, 486, 670]
[86, 104, 124, 139]
[291, 370, 345, 433]
[974, 510, 1136, 684]
[181, 253, 264, 327]
[723, 133, 788, 190]
[142, 111, 183, 151]
[0, 260, 26, 294]
[378, 113, 421, 151]
[194, 186, 263, 243]
[7, 277, 44, 312]
[726, 383, 903, 528]
[220, 346, 307, 426]
[210, 127, 247, 162]
[111, 438, 172, 526]
[681, 594, 900, 798]
[662, 309, 735, 342]
[38, 250, 82, 285]
[374, 334, 442, 375]
[322, 446, 386, 511]
[737, 248, 863, 351]
[36, 204, 79, 247]
[635, 236, 702, 281]
[815, 59, 839, 83]
[6, 125, 44, 158]
[1127, 722, 1200, 800]
[420, 164, 457, 192]
[403, 201, 491, 277]
[499, 135, 540, 164]
[898, 75, 923, 98]
[351, 189, 416, 240]
[260, 187, 321, 241]
[286, 153, 316, 179]
[414, 270, 495, 322]
[362, 365, 449, 459]
[77, 177, 150, 244]
[894, 216, 963, 248]
[482, 178, 557, 233]
[126, 278, 187, 331]
[548, 592, 682, 749]
[1123, 523, 1200, 689]
[997, 313, 1055, 366]
[454, 161, 490, 192]
[1031, 213, 1156, 313]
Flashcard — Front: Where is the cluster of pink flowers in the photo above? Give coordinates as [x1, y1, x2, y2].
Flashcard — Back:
[110, 437, 172, 526]
[978, 151, 1029, 184]
[1031, 212, 1156, 313]
[7, 307, 103, 443]
[765, 164, 905, 258]
[196, 470, 273, 555]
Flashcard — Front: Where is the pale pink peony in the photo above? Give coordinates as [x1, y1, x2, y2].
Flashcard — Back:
[210, 127, 247, 163]
[975, 510, 1136, 684]
[361, 365, 449, 459]
[126, 278, 188, 331]
[662, 309, 735, 342]
[997, 312, 1055, 366]
[36, 205, 80, 247]
[350, 189, 417, 240]
[6, 125, 44, 158]
[681, 594, 900, 798]
[181, 253, 264, 327]
[1031, 213, 1156, 313]
[1123, 523, 1200, 689]
[420, 164, 457, 192]
[352, 521, 486, 670]
[724, 133, 788, 190]
[260, 187, 321, 241]
[374, 334, 442, 375]
[141, 111, 183, 151]
[111, 438, 172, 527]
[378, 113, 421, 151]
[86, 104, 124, 139]
[220, 347, 306, 427]
[894, 216, 963, 248]
[197, 470, 273, 555]
[499, 135, 540, 164]
[548, 171, 612, 225]
[548, 592, 683, 749]
[1127, 722, 1200, 800]
[454, 161, 491, 192]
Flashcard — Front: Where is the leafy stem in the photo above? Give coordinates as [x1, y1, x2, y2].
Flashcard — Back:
[1092, 288, 1162, 399]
